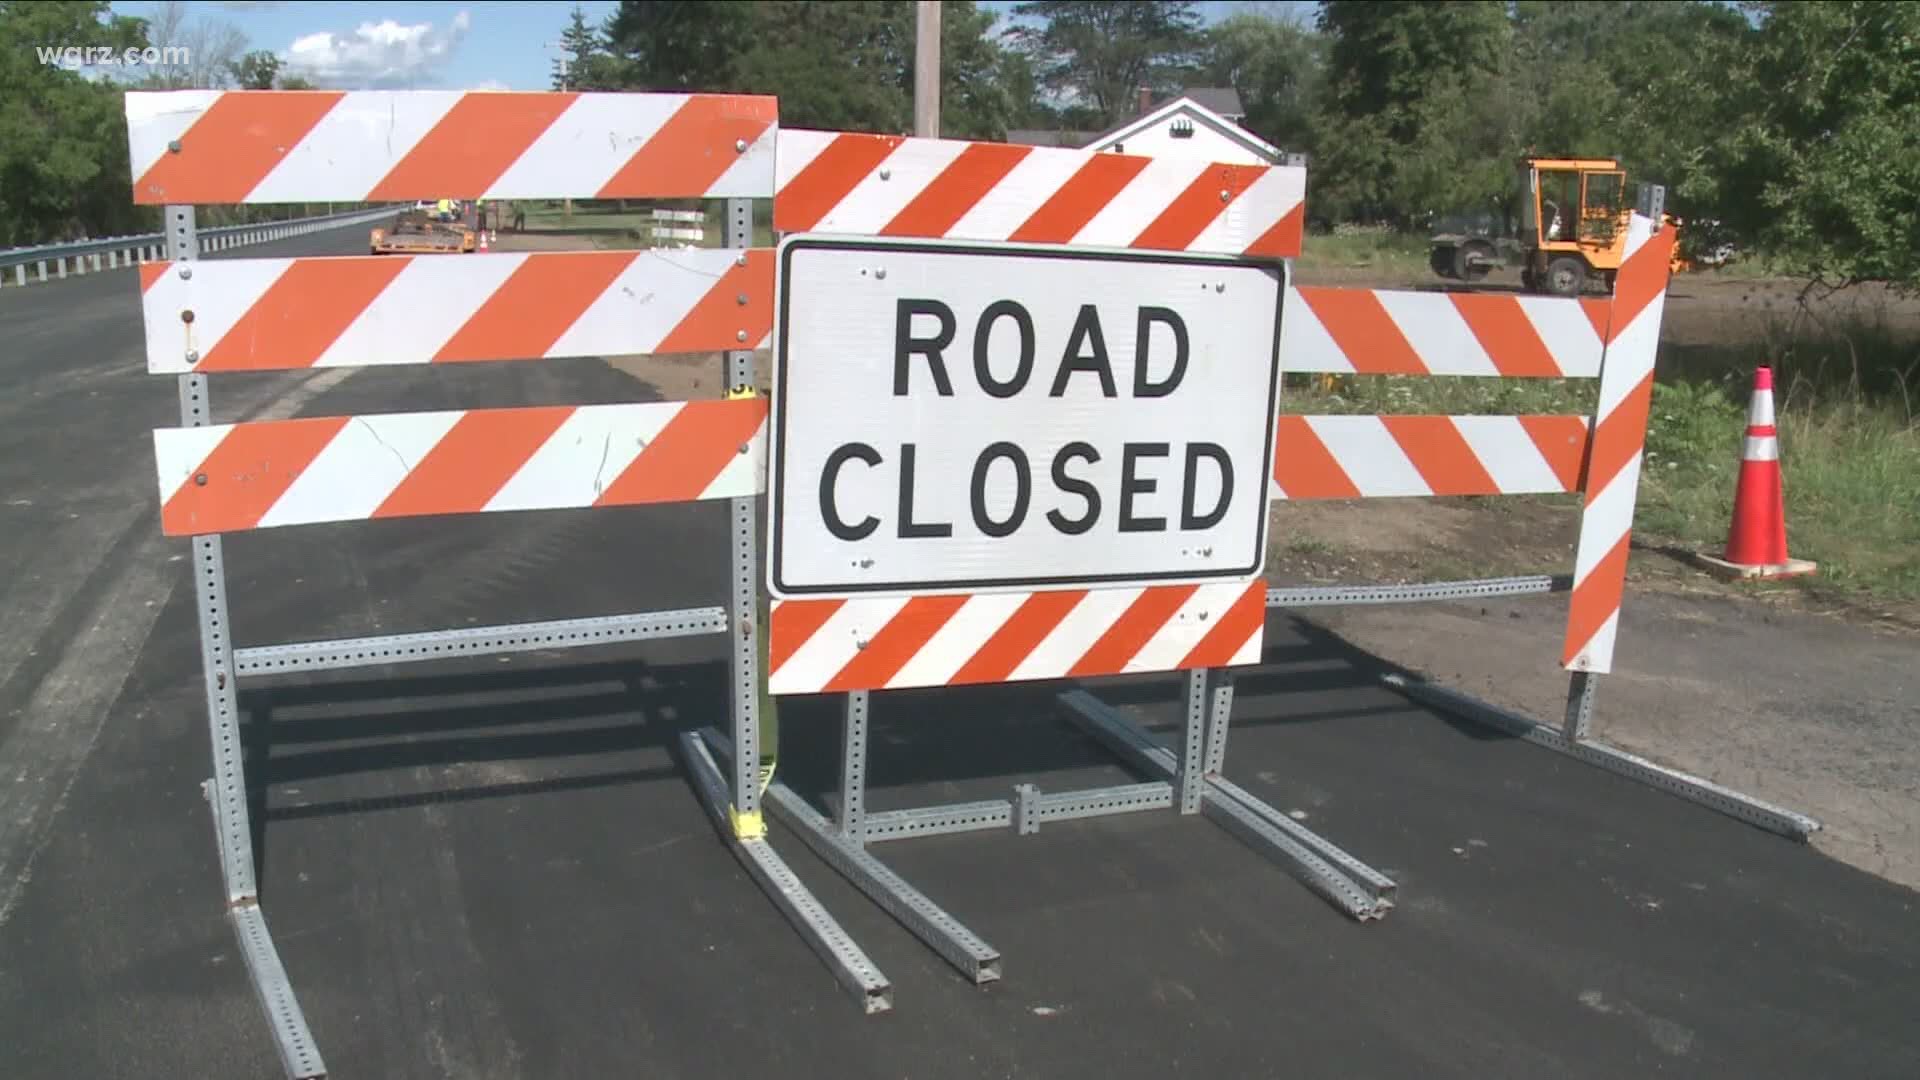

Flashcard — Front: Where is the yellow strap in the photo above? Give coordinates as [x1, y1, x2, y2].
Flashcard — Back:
[729, 807, 765, 840]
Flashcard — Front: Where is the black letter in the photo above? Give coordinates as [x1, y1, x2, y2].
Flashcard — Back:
[1133, 306, 1189, 397]
[894, 299, 955, 396]
[970, 441, 1031, 538]
[1119, 442, 1169, 532]
[1180, 443, 1233, 529]
[1050, 304, 1118, 398]
[973, 300, 1035, 398]
[897, 443, 952, 538]
[1047, 442, 1102, 535]
[821, 443, 881, 540]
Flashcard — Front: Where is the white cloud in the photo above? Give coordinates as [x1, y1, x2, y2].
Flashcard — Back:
[469, 79, 510, 92]
[282, 10, 471, 89]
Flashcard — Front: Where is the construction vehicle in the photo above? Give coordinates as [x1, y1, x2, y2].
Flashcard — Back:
[370, 200, 476, 255]
[1430, 156, 1685, 296]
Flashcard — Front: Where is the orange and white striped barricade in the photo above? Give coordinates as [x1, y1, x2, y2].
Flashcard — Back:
[124, 88, 900, 1071]
[703, 130, 1393, 997]
[1260, 198, 1817, 841]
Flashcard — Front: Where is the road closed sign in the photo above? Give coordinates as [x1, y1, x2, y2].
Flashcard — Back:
[768, 237, 1284, 599]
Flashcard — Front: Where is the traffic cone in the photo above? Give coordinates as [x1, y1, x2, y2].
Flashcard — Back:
[1692, 366, 1817, 580]
[477, 228, 489, 252]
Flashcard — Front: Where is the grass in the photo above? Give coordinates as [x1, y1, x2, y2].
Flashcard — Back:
[1278, 308, 1920, 602]
[1637, 375, 1920, 602]
[1295, 226, 1433, 281]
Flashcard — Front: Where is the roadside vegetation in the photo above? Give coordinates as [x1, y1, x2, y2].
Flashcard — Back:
[9, 1, 1913, 603]
[1279, 303, 1920, 602]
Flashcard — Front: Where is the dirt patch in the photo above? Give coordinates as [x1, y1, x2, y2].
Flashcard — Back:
[1269, 497, 1579, 585]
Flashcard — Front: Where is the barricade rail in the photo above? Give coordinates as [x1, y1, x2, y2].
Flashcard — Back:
[122, 89, 1814, 1078]
[0, 206, 394, 287]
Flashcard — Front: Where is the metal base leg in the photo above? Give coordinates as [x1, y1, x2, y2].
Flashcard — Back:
[1058, 690, 1394, 921]
[680, 731, 893, 1013]
[702, 728, 1001, 985]
[1382, 674, 1820, 841]
[205, 779, 327, 1079]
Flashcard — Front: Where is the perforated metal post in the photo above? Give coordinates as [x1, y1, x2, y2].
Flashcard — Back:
[839, 691, 869, 842]
[1201, 668, 1234, 777]
[723, 196, 763, 833]
[1637, 182, 1667, 221]
[169, 205, 326, 1079]
[1562, 671, 1598, 741]
[167, 206, 255, 904]
[1177, 669, 1210, 813]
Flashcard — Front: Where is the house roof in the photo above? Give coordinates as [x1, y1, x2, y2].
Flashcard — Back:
[1083, 94, 1283, 163]
[1175, 87, 1245, 118]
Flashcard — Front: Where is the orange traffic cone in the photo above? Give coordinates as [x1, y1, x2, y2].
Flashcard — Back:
[477, 228, 489, 253]
[1693, 366, 1817, 580]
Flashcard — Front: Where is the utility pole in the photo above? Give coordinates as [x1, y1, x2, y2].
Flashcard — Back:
[914, 1, 941, 138]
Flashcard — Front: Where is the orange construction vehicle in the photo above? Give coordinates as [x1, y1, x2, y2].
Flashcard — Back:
[370, 200, 476, 255]
[1430, 156, 1686, 296]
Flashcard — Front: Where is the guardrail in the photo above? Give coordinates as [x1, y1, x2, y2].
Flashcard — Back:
[0, 206, 397, 287]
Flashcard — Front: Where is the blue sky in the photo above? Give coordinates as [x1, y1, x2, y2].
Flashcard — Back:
[108, 1, 1311, 92]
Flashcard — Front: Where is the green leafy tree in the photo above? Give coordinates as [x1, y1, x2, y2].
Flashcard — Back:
[1009, 1, 1204, 127]
[924, 1, 1014, 139]
[1707, 1, 1919, 285]
[1201, 12, 1323, 153]
[732, 2, 910, 131]
[228, 49, 280, 90]
[0, 0, 152, 245]
[1313, 0, 1513, 225]
[550, 5, 623, 90]
[600, 0, 755, 91]
[598, 1, 1011, 138]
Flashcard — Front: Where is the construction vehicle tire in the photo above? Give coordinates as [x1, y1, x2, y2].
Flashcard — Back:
[1456, 240, 1495, 282]
[1429, 244, 1459, 280]
[1544, 256, 1586, 297]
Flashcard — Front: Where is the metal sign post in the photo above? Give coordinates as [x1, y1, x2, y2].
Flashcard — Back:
[701, 229, 1394, 998]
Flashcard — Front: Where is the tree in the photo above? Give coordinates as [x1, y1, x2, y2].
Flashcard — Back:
[600, 0, 755, 91]
[1201, 12, 1323, 153]
[551, 5, 621, 90]
[732, 2, 911, 131]
[917, 0, 1014, 138]
[1709, 1, 1920, 285]
[142, 0, 246, 88]
[1312, 0, 1513, 225]
[228, 49, 280, 90]
[1009, 1, 1204, 127]
[0, 0, 151, 244]
[597, 1, 1013, 138]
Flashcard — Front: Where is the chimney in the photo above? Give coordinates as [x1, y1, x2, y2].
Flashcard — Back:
[1137, 85, 1153, 117]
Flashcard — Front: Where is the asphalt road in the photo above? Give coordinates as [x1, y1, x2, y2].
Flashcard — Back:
[1, 224, 1916, 1079]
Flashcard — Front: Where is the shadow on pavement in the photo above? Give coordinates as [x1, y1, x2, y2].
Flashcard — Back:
[233, 655, 726, 888]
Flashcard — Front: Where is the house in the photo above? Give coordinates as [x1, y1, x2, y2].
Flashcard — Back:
[1084, 87, 1293, 167]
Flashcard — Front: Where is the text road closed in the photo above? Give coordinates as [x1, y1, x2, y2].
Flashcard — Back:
[770, 238, 1283, 598]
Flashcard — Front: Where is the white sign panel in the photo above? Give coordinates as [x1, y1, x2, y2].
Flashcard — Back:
[769, 237, 1283, 599]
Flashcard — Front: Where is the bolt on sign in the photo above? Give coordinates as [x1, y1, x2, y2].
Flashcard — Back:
[766, 236, 1284, 694]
